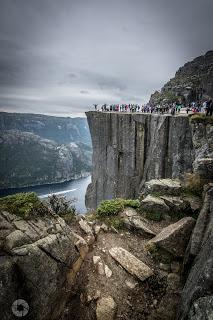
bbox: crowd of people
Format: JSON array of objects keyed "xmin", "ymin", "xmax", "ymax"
[{"xmin": 93, "ymin": 99, "xmax": 213, "ymax": 116}]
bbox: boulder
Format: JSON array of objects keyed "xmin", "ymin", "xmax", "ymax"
[
  {"xmin": 96, "ymin": 296, "xmax": 117, "ymax": 320},
  {"xmin": 160, "ymin": 196, "xmax": 191, "ymax": 215},
  {"xmin": 148, "ymin": 217, "xmax": 195, "ymax": 257},
  {"xmin": 142, "ymin": 179, "xmax": 182, "ymax": 196},
  {"xmin": 121, "ymin": 207, "xmax": 138, "ymax": 217},
  {"xmin": 79, "ymin": 219, "xmax": 93, "ymax": 235},
  {"xmin": 140, "ymin": 195, "xmax": 170, "ymax": 214},
  {"xmin": 109, "ymin": 247, "xmax": 153, "ymax": 281},
  {"xmin": 194, "ymin": 158, "xmax": 213, "ymax": 181},
  {"xmin": 123, "ymin": 216, "xmax": 156, "ymax": 236},
  {"xmin": 4, "ymin": 230, "xmax": 31, "ymax": 251},
  {"xmin": 188, "ymin": 296, "xmax": 213, "ymax": 320}
]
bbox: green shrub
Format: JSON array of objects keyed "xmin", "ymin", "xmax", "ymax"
[
  {"xmin": 97, "ymin": 198, "xmax": 140, "ymax": 217},
  {"xmin": 124, "ymin": 199, "xmax": 140, "ymax": 208},
  {"xmin": 0, "ymin": 192, "xmax": 49, "ymax": 219},
  {"xmin": 97, "ymin": 198, "xmax": 124, "ymax": 216},
  {"xmin": 47, "ymin": 194, "xmax": 76, "ymax": 216}
]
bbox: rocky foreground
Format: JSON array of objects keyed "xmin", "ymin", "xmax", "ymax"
[{"xmin": 0, "ymin": 179, "xmax": 212, "ymax": 320}]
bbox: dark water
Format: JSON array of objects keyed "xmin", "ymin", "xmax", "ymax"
[{"xmin": 0, "ymin": 176, "xmax": 91, "ymax": 213}]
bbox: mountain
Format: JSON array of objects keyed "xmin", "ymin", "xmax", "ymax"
[
  {"xmin": 0, "ymin": 112, "xmax": 92, "ymax": 189},
  {"xmin": 150, "ymin": 51, "xmax": 213, "ymax": 105},
  {"xmin": 0, "ymin": 112, "xmax": 91, "ymax": 145}
]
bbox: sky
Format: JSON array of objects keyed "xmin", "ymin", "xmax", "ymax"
[{"xmin": 0, "ymin": 0, "xmax": 213, "ymax": 117}]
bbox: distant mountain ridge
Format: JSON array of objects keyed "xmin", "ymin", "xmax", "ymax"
[
  {"xmin": 0, "ymin": 112, "xmax": 92, "ymax": 189},
  {"xmin": 0, "ymin": 112, "xmax": 91, "ymax": 145}
]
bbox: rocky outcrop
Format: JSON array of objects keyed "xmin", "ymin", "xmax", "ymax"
[
  {"xmin": 177, "ymin": 184, "xmax": 213, "ymax": 319},
  {"xmin": 150, "ymin": 51, "xmax": 213, "ymax": 105},
  {"xmin": 0, "ymin": 211, "xmax": 88, "ymax": 320},
  {"xmin": 140, "ymin": 195, "xmax": 170, "ymax": 214},
  {"xmin": 142, "ymin": 179, "xmax": 182, "ymax": 196},
  {"xmin": 123, "ymin": 215, "xmax": 156, "ymax": 236},
  {"xmin": 86, "ymin": 112, "xmax": 196, "ymax": 209}
]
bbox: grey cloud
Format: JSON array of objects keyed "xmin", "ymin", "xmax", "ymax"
[
  {"xmin": 0, "ymin": 0, "xmax": 212, "ymax": 116},
  {"xmin": 80, "ymin": 90, "xmax": 90, "ymax": 95}
]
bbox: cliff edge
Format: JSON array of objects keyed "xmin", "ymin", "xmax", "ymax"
[{"xmin": 86, "ymin": 112, "xmax": 195, "ymax": 209}]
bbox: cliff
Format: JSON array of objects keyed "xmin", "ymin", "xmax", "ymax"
[
  {"xmin": 86, "ymin": 112, "xmax": 212, "ymax": 209},
  {"xmin": 150, "ymin": 51, "xmax": 213, "ymax": 105}
]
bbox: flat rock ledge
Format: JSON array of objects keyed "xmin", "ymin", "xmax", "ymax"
[
  {"xmin": 142, "ymin": 179, "xmax": 182, "ymax": 196},
  {"xmin": 109, "ymin": 247, "xmax": 153, "ymax": 281}
]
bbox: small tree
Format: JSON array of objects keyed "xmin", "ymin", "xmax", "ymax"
[{"xmin": 47, "ymin": 194, "xmax": 76, "ymax": 216}]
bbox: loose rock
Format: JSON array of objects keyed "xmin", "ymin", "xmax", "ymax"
[
  {"xmin": 96, "ymin": 296, "xmax": 117, "ymax": 320},
  {"xmin": 109, "ymin": 247, "xmax": 153, "ymax": 281}
]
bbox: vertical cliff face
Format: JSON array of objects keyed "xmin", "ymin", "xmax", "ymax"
[{"xmin": 86, "ymin": 112, "xmax": 195, "ymax": 209}]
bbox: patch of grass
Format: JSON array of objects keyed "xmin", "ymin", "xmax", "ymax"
[
  {"xmin": 97, "ymin": 198, "xmax": 140, "ymax": 217},
  {"xmin": 190, "ymin": 113, "xmax": 213, "ymax": 125},
  {"xmin": 0, "ymin": 192, "xmax": 49, "ymax": 219},
  {"xmin": 151, "ymin": 192, "xmax": 166, "ymax": 198},
  {"xmin": 0, "ymin": 192, "xmax": 76, "ymax": 220},
  {"xmin": 124, "ymin": 199, "xmax": 140, "ymax": 209},
  {"xmin": 146, "ymin": 242, "xmax": 173, "ymax": 264},
  {"xmin": 104, "ymin": 216, "xmax": 124, "ymax": 230},
  {"xmin": 87, "ymin": 212, "xmax": 124, "ymax": 230}
]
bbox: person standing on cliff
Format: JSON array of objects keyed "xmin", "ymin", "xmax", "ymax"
[{"xmin": 206, "ymin": 99, "xmax": 213, "ymax": 116}]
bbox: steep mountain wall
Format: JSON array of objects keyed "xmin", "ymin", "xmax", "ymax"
[{"xmin": 85, "ymin": 112, "xmax": 195, "ymax": 209}]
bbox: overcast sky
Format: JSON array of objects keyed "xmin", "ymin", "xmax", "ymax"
[{"xmin": 0, "ymin": 0, "xmax": 212, "ymax": 117}]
